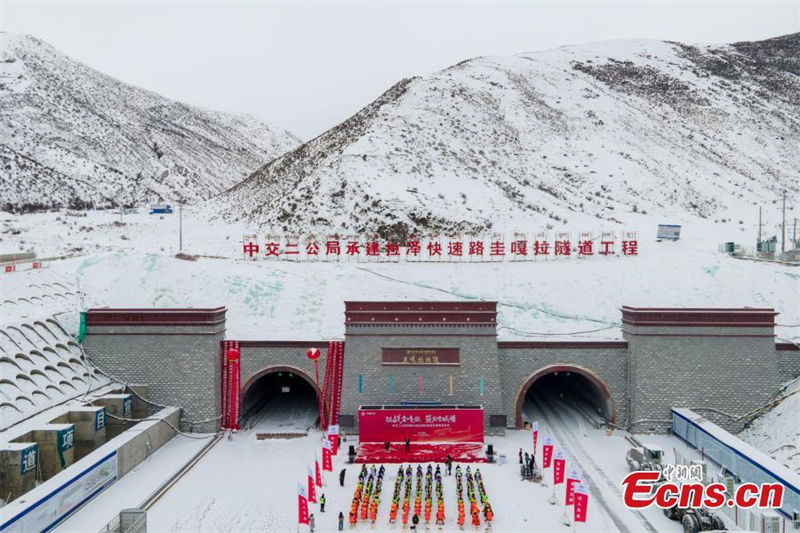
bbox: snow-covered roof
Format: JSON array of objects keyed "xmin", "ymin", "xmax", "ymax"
[{"xmin": 0, "ymin": 269, "xmax": 111, "ymax": 431}]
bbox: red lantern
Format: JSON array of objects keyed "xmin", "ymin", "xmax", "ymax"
[{"xmin": 306, "ymin": 348, "xmax": 321, "ymax": 360}]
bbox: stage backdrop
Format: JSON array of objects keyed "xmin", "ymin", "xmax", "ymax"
[{"xmin": 358, "ymin": 408, "xmax": 484, "ymax": 443}]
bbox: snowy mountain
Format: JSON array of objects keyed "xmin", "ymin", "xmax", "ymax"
[
  {"xmin": 0, "ymin": 33, "xmax": 300, "ymax": 212},
  {"xmin": 212, "ymin": 34, "xmax": 799, "ymax": 238}
]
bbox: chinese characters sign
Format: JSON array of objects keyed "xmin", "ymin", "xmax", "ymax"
[
  {"xmin": 358, "ymin": 408, "xmax": 484, "ymax": 443},
  {"xmin": 381, "ymin": 347, "xmax": 460, "ymax": 366},
  {"xmin": 241, "ymin": 231, "xmax": 639, "ymax": 262}
]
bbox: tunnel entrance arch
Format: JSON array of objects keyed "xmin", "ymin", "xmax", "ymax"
[
  {"xmin": 240, "ymin": 365, "xmax": 322, "ymax": 431},
  {"xmin": 514, "ymin": 364, "xmax": 617, "ymax": 428}
]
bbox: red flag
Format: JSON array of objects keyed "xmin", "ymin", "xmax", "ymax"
[
  {"xmin": 542, "ymin": 436, "xmax": 554, "ymax": 468},
  {"xmin": 322, "ymin": 438, "xmax": 333, "ymax": 471},
  {"xmin": 315, "ymin": 459, "xmax": 322, "ymax": 487},
  {"xmin": 298, "ymin": 483, "xmax": 309, "ymax": 525},
  {"xmin": 573, "ymin": 483, "xmax": 589, "ymax": 523},
  {"xmin": 531, "ymin": 421, "xmax": 538, "ymax": 453},
  {"xmin": 565, "ymin": 469, "xmax": 582, "ymax": 505},
  {"xmin": 308, "ymin": 466, "xmax": 317, "ymax": 503},
  {"xmin": 553, "ymin": 450, "xmax": 566, "ymax": 484},
  {"xmin": 328, "ymin": 424, "xmax": 339, "ymax": 455}
]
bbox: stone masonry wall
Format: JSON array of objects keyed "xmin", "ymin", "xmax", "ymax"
[
  {"xmin": 84, "ymin": 325, "xmax": 223, "ymax": 432},
  {"xmin": 624, "ymin": 324, "xmax": 780, "ymax": 433},
  {"xmin": 340, "ymin": 325, "xmax": 506, "ymax": 436}
]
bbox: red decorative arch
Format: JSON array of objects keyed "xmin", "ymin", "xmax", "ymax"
[
  {"xmin": 241, "ymin": 365, "xmax": 322, "ymax": 402},
  {"xmin": 514, "ymin": 364, "xmax": 617, "ymax": 428}
]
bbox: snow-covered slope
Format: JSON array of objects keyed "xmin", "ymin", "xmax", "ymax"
[
  {"xmin": 0, "ymin": 33, "xmax": 300, "ymax": 211},
  {"xmin": 211, "ymin": 34, "xmax": 799, "ymax": 237}
]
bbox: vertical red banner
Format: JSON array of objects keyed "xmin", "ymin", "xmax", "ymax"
[
  {"xmin": 328, "ymin": 425, "xmax": 339, "ymax": 455},
  {"xmin": 298, "ymin": 483, "xmax": 309, "ymax": 525},
  {"xmin": 322, "ymin": 438, "xmax": 333, "ymax": 471},
  {"xmin": 307, "ymin": 466, "xmax": 317, "ymax": 503},
  {"xmin": 315, "ymin": 460, "xmax": 322, "ymax": 487},
  {"xmin": 531, "ymin": 421, "xmax": 538, "ymax": 454},
  {"xmin": 565, "ymin": 469, "xmax": 582, "ymax": 505},
  {"xmin": 220, "ymin": 342, "xmax": 231, "ymax": 429},
  {"xmin": 542, "ymin": 437, "xmax": 554, "ymax": 468},
  {"xmin": 573, "ymin": 483, "xmax": 589, "ymax": 523},
  {"xmin": 553, "ymin": 451, "xmax": 565, "ymax": 484},
  {"xmin": 227, "ymin": 344, "xmax": 241, "ymax": 430}
]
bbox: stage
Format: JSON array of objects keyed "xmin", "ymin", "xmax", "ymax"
[{"xmin": 354, "ymin": 442, "xmax": 487, "ymax": 463}]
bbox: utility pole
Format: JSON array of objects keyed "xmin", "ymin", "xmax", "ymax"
[
  {"xmin": 781, "ymin": 191, "xmax": 786, "ymax": 254},
  {"xmin": 179, "ymin": 203, "xmax": 183, "ymax": 252}
]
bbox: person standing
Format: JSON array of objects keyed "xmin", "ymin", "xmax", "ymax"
[
  {"xmin": 320, "ymin": 493, "xmax": 326, "ymax": 512},
  {"xmin": 411, "ymin": 513, "xmax": 419, "ymax": 531},
  {"xmin": 309, "ymin": 513, "xmax": 315, "ymax": 532},
  {"xmin": 339, "ymin": 468, "xmax": 346, "ymax": 487},
  {"xmin": 338, "ymin": 511, "xmax": 344, "ymax": 531},
  {"xmin": 519, "ymin": 448, "xmax": 523, "ymax": 464}
]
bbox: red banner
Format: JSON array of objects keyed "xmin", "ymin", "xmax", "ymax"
[
  {"xmin": 565, "ymin": 470, "xmax": 582, "ymax": 505},
  {"xmin": 315, "ymin": 460, "xmax": 322, "ymax": 487},
  {"xmin": 573, "ymin": 483, "xmax": 589, "ymax": 523},
  {"xmin": 531, "ymin": 421, "xmax": 538, "ymax": 454},
  {"xmin": 542, "ymin": 437, "xmax": 554, "ymax": 468},
  {"xmin": 307, "ymin": 467, "xmax": 316, "ymax": 503},
  {"xmin": 553, "ymin": 451, "xmax": 565, "ymax": 484},
  {"xmin": 358, "ymin": 408, "xmax": 484, "ymax": 443},
  {"xmin": 328, "ymin": 425, "xmax": 339, "ymax": 455},
  {"xmin": 322, "ymin": 439, "xmax": 333, "ymax": 471},
  {"xmin": 298, "ymin": 484, "xmax": 309, "ymax": 525}
]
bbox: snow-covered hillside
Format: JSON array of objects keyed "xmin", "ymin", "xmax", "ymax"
[
  {"xmin": 0, "ymin": 33, "xmax": 300, "ymax": 211},
  {"xmin": 211, "ymin": 34, "xmax": 799, "ymax": 238}
]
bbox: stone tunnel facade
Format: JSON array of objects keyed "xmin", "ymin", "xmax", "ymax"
[{"xmin": 84, "ymin": 303, "xmax": 797, "ymax": 435}]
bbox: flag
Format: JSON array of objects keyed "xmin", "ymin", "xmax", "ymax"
[
  {"xmin": 565, "ymin": 469, "xmax": 582, "ymax": 505},
  {"xmin": 315, "ymin": 459, "xmax": 322, "ymax": 487},
  {"xmin": 298, "ymin": 483, "xmax": 309, "ymax": 525},
  {"xmin": 322, "ymin": 437, "xmax": 333, "ymax": 471},
  {"xmin": 553, "ymin": 450, "xmax": 566, "ymax": 484},
  {"xmin": 531, "ymin": 421, "xmax": 538, "ymax": 453},
  {"xmin": 308, "ymin": 466, "xmax": 317, "ymax": 503},
  {"xmin": 573, "ymin": 483, "xmax": 589, "ymax": 523},
  {"xmin": 542, "ymin": 436, "xmax": 554, "ymax": 469},
  {"xmin": 328, "ymin": 424, "xmax": 339, "ymax": 455}
]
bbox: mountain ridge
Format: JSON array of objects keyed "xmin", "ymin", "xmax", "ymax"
[{"xmin": 1, "ymin": 32, "xmax": 300, "ymax": 211}]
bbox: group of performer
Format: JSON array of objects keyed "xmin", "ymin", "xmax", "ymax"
[
  {"xmin": 345, "ymin": 462, "xmax": 494, "ymax": 529},
  {"xmin": 349, "ymin": 464, "xmax": 385, "ymax": 526},
  {"xmin": 456, "ymin": 465, "xmax": 494, "ymax": 530}
]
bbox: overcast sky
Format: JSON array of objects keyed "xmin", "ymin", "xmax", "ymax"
[{"xmin": 3, "ymin": 1, "xmax": 798, "ymax": 139}]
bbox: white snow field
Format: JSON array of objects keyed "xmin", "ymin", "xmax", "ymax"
[{"xmin": 1, "ymin": 208, "xmax": 796, "ymax": 532}]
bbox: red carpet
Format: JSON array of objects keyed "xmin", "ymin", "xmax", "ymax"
[{"xmin": 355, "ymin": 442, "xmax": 487, "ymax": 463}]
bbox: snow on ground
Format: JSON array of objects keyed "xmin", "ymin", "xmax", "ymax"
[
  {"xmin": 145, "ymin": 427, "xmax": 695, "ymax": 533},
  {"xmin": 739, "ymin": 375, "xmax": 800, "ymax": 475},
  {"xmin": 1, "ymin": 209, "xmax": 796, "ymax": 344},
  {"xmin": 56, "ymin": 433, "xmax": 214, "ymax": 532}
]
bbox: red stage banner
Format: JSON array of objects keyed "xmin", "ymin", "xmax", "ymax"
[
  {"xmin": 298, "ymin": 483, "xmax": 309, "ymax": 525},
  {"xmin": 307, "ymin": 466, "xmax": 316, "ymax": 503},
  {"xmin": 565, "ymin": 469, "xmax": 582, "ymax": 505},
  {"xmin": 358, "ymin": 408, "xmax": 484, "ymax": 443},
  {"xmin": 542, "ymin": 437, "xmax": 554, "ymax": 468},
  {"xmin": 553, "ymin": 450, "xmax": 565, "ymax": 484},
  {"xmin": 573, "ymin": 483, "xmax": 589, "ymax": 523}
]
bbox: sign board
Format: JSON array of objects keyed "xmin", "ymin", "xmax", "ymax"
[
  {"xmin": 0, "ymin": 451, "xmax": 117, "ymax": 533},
  {"xmin": 94, "ymin": 408, "xmax": 106, "ymax": 431},
  {"xmin": 358, "ymin": 407, "xmax": 484, "ymax": 443},
  {"xmin": 20, "ymin": 443, "xmax": 38, "ymax": 475},
  {"xmin": 381, "ymin": 347, "xmax": 460, "ymax": 366},
  {"xmin": 657, "ymin": 224, "xmax": 681, "ymax": 241},
  {"xmin": 122, "ymin": 396, "xmax": 133, "ymax": 417}
]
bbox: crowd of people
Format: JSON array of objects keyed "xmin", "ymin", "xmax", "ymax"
[
  {"xmin": 519, "ymin": 448, "xmax": 541, "ymax": 481},
  {"xmin": 341, "ymin": 462, "xmax": 494, "ymax": 530},
  {"xmin": 348, "ymin": 464, "xmax": 385, "ymax": 526}
]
